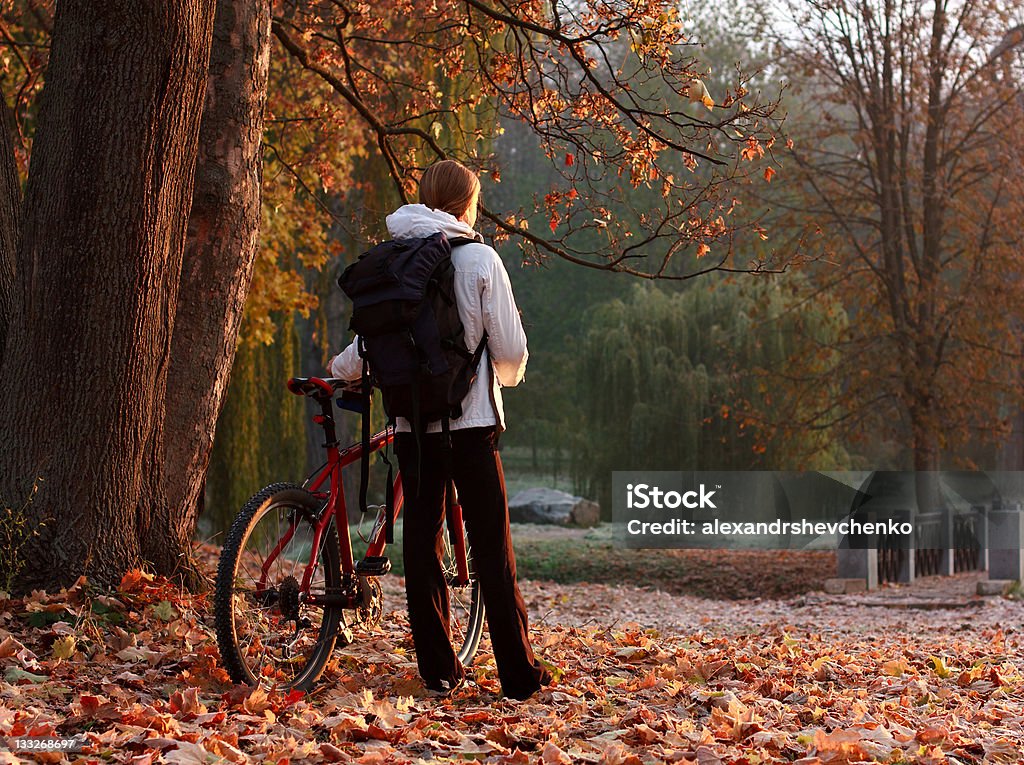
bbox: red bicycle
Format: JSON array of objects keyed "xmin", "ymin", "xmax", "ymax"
[{"xmin": 214, "ymin": 377, "xmax": 484, "ymax": 690}]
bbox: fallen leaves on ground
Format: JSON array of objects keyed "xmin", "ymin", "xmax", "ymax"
[{"xmin": 0, "ymin": 552, "xmax": 1021, "ymax": 764}]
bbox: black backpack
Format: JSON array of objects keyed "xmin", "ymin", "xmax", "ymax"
[{"xmin": 338, "ymin": 231, "xmax": 488, "ymax": 541}]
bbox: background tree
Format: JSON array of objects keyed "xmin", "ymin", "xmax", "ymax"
[
  {"xmin": 493, "ymin": 3, "xmax": 782, "ymax": 485},
  {"xmin": 205, "ymin": 313, "xmax": 307, "ymax": 534},
  {"xmin": 574, "ymin": 278, "xmax": 850, "ymax": 512},
  {"xmin": 156, "ymin": 0, "xmax": 272, "ymax": 584},
  {"xmin": 766, "ymin": 0, "xmax": 1024, "ymax": 481}
]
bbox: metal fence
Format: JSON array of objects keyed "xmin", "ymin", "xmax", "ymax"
[
  {"xmin": 876, "ymin": 507, "xmax": 983, "ymax": 584},
  {"xmin": 838, "ymin": 501, "xmax": 1022, "ymax": 587}
]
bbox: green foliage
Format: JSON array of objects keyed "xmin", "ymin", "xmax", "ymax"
[
  {"xmin": 205, "ymin": 313, "xmax": 308, "ymax": 537},
  {"xmin": 573, "ymin": 278, "xmax": 850, "ymax": 512},
  {"xmin": 499, "ymin": 256, "xmax": 630, "ymax": 485}
]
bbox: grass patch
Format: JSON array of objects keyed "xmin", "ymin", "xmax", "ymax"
[
  {"xmin": 501, "ymin": 449, "xmax": 576, "ymax": 498},
  {"xmin": 510, "ymin": 529, "xmax": 835, "ymax": 600},
  {"xmin": 350, "ymin": 519, "xmax": 834, "ymax": 600}
]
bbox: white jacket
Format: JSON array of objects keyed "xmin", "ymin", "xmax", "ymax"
[{"xmin": 330, "ymin": 204, "xmax": 528, "ymax": 432}]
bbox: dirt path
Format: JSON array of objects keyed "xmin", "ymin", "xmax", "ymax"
[
  {"xmin": 518, "ymin": 573, "xmax": 1021, "ymax": 635},
  {"xmin": 378, "ymin": 524, "xmax": 1024, "ymax": 638},
  {"xmin": 379, "ymin": 567, "xmax": 1023, "ymax": 645}
]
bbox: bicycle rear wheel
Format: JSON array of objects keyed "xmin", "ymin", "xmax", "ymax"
[
  {"xmin": 215, "ymin": 483, "xmax": 343, "ymax": 691},
  {"xmin": 441, "ymin": 517, "xmax": 485, "ymax": 665}
]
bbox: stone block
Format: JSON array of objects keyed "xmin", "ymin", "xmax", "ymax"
[
  {"xmin": 508, "ymin": 487, "xmax": 601, "ymax": 527},
  {"xmin": 976, "ymin": 579, "xmax": 1015, "ymax": 597},
  {"xmin": 824, "ymin": 578, "xmax": 868, "ymax": 594}
]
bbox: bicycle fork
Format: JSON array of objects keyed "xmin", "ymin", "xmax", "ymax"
[{"xmin": 445, "ymin": 479, "xmax": 471, "ymax": 587}]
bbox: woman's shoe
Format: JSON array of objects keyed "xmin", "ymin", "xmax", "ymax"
[{"xmin": 502, "ymin": 664, "xmax": 554, "ymax": 701}]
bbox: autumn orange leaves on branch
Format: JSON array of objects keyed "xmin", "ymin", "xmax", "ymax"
[{"xmin": 270, "ymin": 0, "xmax": 784, "ymax": 279}]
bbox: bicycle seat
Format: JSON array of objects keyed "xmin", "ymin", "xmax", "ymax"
[{"xmin": 286, "ymin": 377, "xmax": 355, "ymax": 397}]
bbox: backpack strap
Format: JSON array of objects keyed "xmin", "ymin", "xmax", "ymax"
[
  {"xmin": 441, "ymin": 414, "xmax": 455, "ymax": 486},
  {"xmin": 442, "ymin": 330, "xmax": 488, "ymax": 363},
  {"xmin": 470, "ymin": 332, "xmax": 488, "ymax": 366},
  {"xmin": 484, "ymin": 343, "xmax": 502, "ymax": 434},
  {"xmin": 409, "ymin": 371, "xmax": 425, "ymax": 523}
]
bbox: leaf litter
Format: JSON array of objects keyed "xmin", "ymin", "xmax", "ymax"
[{"xmin": 0, "ymin": 546, "xmax": 1020, "ymax": 764}]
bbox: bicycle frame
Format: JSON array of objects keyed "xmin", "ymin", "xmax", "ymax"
[{"xmin": 261, "ymin": 378, "xmax": 472, "ymax": 610}]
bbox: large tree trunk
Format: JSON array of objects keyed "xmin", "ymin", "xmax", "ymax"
[
  {"xmin": 0, "ymin": 0, "xmax": 215, "ymax": 591},
  {"xmin": 0, "ymin": 97, "xmax": 21, "ymax": 365},
  {"xmin": 142, "ymin": 0, "xmax": 272, "ymax": 585}
]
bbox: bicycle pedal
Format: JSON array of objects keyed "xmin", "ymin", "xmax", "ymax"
[
  {"xmin": 355, "ymin": 556, "xmax": 392, "ymax": 576},
  {"xmin": 336, "ymin": 626, "xmax": 354, "ymax": 647}
]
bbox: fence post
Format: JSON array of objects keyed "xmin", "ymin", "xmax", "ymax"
[
  {"xmin": 939, "ymin": 506, "xmax": 955, "ymax": 576},
  {"xmin": 836, "ymin": 507, "xmax": 878, "ymax": 590},
  {"xmin": 989, "ymin": 502, "xmax": 1024, "ymax": 582},
  {"xmin": 897, "ymin": 508, "xmax": 915, "ymax": 583},
  {"xmin": 836, "ymin": 547, "xmax": 879, "ymax": 590}
]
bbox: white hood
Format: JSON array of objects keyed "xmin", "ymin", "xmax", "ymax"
[
  {"xmin": 333, "ymin": 202, "xmax": 528, "ymax": 433},
  {"xmin": 385, "ymin": 203, "xmax": 483, "ymax": 242}
]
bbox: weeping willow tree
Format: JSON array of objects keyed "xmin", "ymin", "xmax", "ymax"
[
  {"xmin": 574, "ymin": 278, "xmax": 851, "ymax": 514},
  {"xmin": 204, "ymin": 312, "xmax": 308, "ymax": 538}
]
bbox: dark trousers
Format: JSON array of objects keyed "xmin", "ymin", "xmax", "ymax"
[{"xmin": 394, "ymin": 426, "xmax": 545, "ymax": 699}]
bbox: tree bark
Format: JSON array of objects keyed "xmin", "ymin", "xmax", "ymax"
[
  {"xmin": 0, "ymin": 0, "xmax": 215, "ymax": 591},
  {"xmin": 911, "ymin": 397, "xmax": 942, "ymax": 516},
  {"xmin": 143, "ymin": 0, "xmax": 271, "ymax": 585},
  {"xmin": 0, "ymin": 96, "xmax": 21, "ymax": 367}
]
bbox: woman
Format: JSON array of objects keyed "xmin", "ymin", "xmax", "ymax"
[{"xmin": 329, "ymin": 159, "xmax": 552, "ymax": 701}]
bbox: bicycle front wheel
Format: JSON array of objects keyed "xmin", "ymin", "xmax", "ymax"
[{"xmin": 215, "ymin": 483, "xmax": 343, "ymax": 691}]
